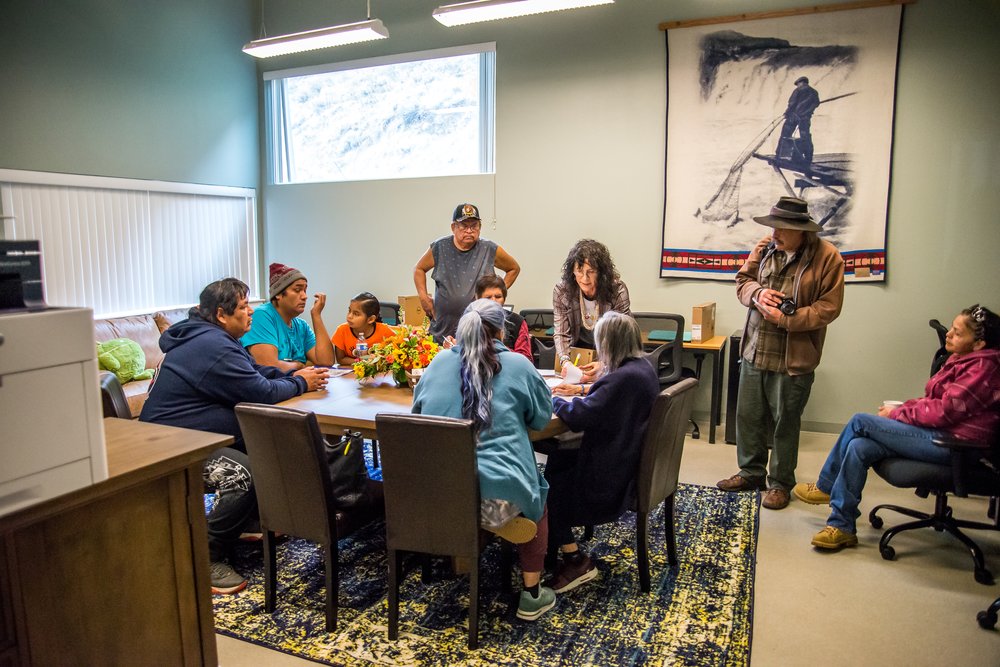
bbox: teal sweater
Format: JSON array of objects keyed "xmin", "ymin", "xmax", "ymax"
[{"xmin": 412, "ymin": 341, "xmax": 551, "ymax": 521}]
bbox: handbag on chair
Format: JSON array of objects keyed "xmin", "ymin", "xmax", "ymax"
[{"xmin": 324, "ymin": 428, "xmax": 370, "ymax": 509}]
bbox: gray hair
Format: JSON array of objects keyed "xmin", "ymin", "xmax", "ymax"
[
  {"xmin": 454, "ymin": 299, "xmax": 506, "ymax": 434},
  {"xmin": 593, "ymin": 311, "xmax": 643, "ymax": 376}
]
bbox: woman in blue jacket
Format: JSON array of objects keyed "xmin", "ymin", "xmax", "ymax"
[
  {"xmin": 412, "ymin": 299, "xmax": 556, "ymax": 621},
  {"xmin": 547, "ymin": 311, "xmax": 659, "ymax": 593}
]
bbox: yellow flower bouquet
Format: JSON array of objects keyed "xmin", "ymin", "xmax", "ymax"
[{"xmin": 352, "ymin": 325, "xmax": 440, "ymax": 387}]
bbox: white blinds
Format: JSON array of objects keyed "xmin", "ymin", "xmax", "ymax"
[{"xmin": 0, "ymin": 170, "xmax": 258, "ymax": 318}]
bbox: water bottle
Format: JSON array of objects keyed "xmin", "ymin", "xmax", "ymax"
[{"xmin": 355, "ymin": 330, "xmax": 368, "ymax": 359}]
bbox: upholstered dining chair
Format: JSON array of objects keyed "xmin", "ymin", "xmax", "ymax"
[
  {"xmin": 376, "ymin": 412, "xmax": 512, "ymax": 650},
  {"xmin": 577, "ymin": 377, "xmax": 699, "ymax": 592},
  {"xmin": 634, "ymin": 377, "xmax": 699, "ymax": 591},
  {"xmin": 234, "ymin": 403, "xmax": 383, "ymax": 631},
  {"xmin": 99, "ymin": 371, "xmax": 132, "ymax": 419}
]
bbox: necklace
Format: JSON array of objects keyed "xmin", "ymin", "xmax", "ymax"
[{"xmin": 579, "ymin": 291, "xmax": 599, "ymax": 331}]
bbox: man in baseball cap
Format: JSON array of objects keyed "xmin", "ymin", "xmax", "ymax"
[
  {"xmin": 241, "ymin": 262, "xmax": 334, "ymax": 371},
  {"xmin": 413, "ymin": 203, "xmax": 521, "ymax": 342},
  {"xmin": 717, "ymin": 196, "xmax": 844, "ymax": 510}
]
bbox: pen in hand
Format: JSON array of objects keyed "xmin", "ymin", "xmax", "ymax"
[{"xmin": 573, "ymin": 353, "xmax": 580, "ymax": 366}]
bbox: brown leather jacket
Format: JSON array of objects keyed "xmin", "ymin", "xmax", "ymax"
[{"xmin": 736, "ymin": 234, "xmax": 844, "ymax": 375}]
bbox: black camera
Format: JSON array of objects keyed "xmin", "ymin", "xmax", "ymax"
[{"xmin": 778, "ymin": 297, "xmax": 797, "ymax": 316}]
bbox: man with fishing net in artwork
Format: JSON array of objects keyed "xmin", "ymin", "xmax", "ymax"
[{"xmin": 777, "ymin": 76, "xmax": 820, "ymax": 169}]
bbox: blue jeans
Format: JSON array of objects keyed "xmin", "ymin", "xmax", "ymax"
[{"xmin": 818, "ymin": 413, "xmax": 948, "ymax": 532}]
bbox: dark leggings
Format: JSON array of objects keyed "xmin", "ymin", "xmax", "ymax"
[
  {"xmin": 544, "ymin": 449, "xmax": 584, "ymax": 548},
  {"xmin": 203, "ymin": 447, "xmax": 257, "ymax": 562}
]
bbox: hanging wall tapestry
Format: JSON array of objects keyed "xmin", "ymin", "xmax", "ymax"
[{"xmin": 660, "ymin": 1, "xmax": 904, "ymax": 281}]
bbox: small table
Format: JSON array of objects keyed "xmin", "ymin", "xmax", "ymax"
[
  {"xmin": 280, "ymin": 372, "xmax": 566, "ymax": 441},
  {"xmin": 682, "ymin": 335, "xmax": 728, "ymax": 444}
]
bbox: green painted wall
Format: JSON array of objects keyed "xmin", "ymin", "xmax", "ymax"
[
  {"xmin": 2, "ymin": 0, "xmax": 997, "ymax": 430},
  {"xmin": 259, "ymin": 0, "xmax": 1000, "ymax": 431},
  {"xmin": 0, "ymin": 0, "xmax": 259, "ymax": 187}
]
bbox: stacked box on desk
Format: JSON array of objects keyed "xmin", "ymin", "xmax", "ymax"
[
  {"xmin": 397, "ymin": 295, "xmax": 426, "ymax": 326},
  {"xmin": 692, "ymin": 302, "xmax": 716, "ymax": 342}
]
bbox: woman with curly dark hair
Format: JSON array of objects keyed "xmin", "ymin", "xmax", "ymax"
[{"xmin": 551, "ymin": 239, "xmax": 630, "ymax": 379}]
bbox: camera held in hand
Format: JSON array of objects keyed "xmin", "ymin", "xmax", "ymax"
[{"xmin": 777, "ymin": 297, "xmax": 797, "ymax": 316}]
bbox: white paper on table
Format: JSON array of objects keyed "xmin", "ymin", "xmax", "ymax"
[{"xmin": 560, "ymin": 362, "xmax": 584, "ymax": 385}]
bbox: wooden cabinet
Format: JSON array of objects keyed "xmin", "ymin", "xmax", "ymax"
[
  {"xmin": 0, "ymin": 419, "xmax": 230, "ymax": 666},
  {"xmin": 0, "ymin": 307, "xmax": 106, "ymax": 518}
]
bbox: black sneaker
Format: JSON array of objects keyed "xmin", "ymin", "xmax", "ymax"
[
  {"xmin": 544, "ymin": 553, "xmax": 598, "ymax": 594},
  {"xmin": 210, "ymin": 561, "xmax": 247, "ymax": 595}
]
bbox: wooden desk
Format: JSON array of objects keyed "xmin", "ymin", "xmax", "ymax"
[
  {"xmin": 280, "ymin": 372, "xmax": 566, "ymax": 441},
  {"xmin": 0, "ymin": 418, "xmax": 230, "ymax": 666}
]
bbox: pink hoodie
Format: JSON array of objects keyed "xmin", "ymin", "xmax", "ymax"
[{"xmin": 891, "ymin": 348, "xmax": 1000, "ymax": 442}]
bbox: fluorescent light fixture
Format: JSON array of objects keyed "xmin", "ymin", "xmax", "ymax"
[
  {"xmin": 432, "ymin": 0, "xmax": 613, "ymax": 27},
  {"xmin": 242, "ymin": 19, "xmax": 389, "ymax": 58}
]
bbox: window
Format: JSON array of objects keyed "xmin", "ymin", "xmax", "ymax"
[{"xmin": 265, "ymin": 44, "xmax": 495, "ymax": 184}]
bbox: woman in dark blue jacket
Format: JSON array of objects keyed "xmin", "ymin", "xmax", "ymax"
[{"xmin": 546, "ymin": 311, "xmax": 659, "ymax": 593}]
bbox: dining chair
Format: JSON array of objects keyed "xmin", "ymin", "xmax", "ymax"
[
  {"xmin": 577, "ymin": 377, "xmax": 698, "ymax": 592},
  {"xmin": 234, "ymin": 403, "xmax": 383, "ymax": 632},
  {"xmin": 376, "ymin": 412, "xmax": 509, "ymax": 650},
  {"xmin": 99, "ymin": 371, "xmax": 132, "ymax": 419},
  {"xmin": 634, "ymin": 377, "xmax": 698, "ymax": 591}
]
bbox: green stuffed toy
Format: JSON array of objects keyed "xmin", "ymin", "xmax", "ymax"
[{"xmin": 97, "ymin": 338, "xmax": 155, "ymax": 384}]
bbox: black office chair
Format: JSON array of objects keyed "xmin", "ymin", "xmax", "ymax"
[
  {"xmin": 869, "ymin": 319, "xmax": 1000, "ymax": 584},
  {"xmin": 519, "ymin": 308, "xmax": 554, "ymax": 337},
  {"xmin": 530, "ymin": 336, "xmax": 556, "ymax": 370},
  {"xmin": 633, "ymin": 312, "xmax": 700, "ymax": 439},
  {"xmin": 376, "ymin": 413, "xmax": 513, "ymax": 650},
  {"xmin": 379, "ymin": 301, "xmax": 402, "ymax": 326},
  {"xmin": 99, "ymin": 371, "xmax": 132, "ymax": 419},
  {"xmin": 234, "ymin": 403, "xmax": 383, "ymax": 631}
]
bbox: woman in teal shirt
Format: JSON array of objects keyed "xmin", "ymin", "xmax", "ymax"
[{"xmin": 412, "ymin": 299, "xmax": 556, "ymax": 621}]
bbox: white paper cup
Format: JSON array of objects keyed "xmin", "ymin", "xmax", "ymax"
[{"xmin": 882, "ymin": 400, "xmax": 903, "ymax": 410}]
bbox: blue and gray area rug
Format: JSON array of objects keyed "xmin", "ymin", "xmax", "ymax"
[{"xmin": 213, "ymin": 483, "xmax": 758, "ymax": 666}]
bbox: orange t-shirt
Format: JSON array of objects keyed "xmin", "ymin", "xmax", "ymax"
[{"xmin": 332, "ymin": 322, "xmax": 396, "ymax": 358}]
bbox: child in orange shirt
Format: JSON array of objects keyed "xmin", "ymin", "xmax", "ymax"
[{"xmin": 331, "ymin": 292, "xmax": 396, "ymax": 365}]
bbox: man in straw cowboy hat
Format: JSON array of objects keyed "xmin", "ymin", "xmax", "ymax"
[{"xmin": 717, "ymin": 196, "xmax": 844, "ymax": 510}]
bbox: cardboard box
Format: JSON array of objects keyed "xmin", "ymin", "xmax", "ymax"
[
  {"xmin": 397, "ymin": 295, "xmax": 427, "ymax": 327},
  {"xmin": 692, "ymin": 301, "xmax": 716, "ymax": 342}
]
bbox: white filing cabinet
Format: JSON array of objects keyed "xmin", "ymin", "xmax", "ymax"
[{"xmin": 0, "ymin": 307, "xmax": 106, "ymax": 517}]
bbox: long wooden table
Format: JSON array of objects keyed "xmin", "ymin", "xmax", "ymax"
[
  {"xmin": 0, "ymin": 418, "xmax": 229, "ymax": 666},
  {"xmin": 280, "ymin": 371, "xmax": 567, "ymax": 441}
]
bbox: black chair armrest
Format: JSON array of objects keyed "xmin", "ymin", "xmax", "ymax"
[
  {"xmin": 932, "ymin": 435, "xmax": 991, "ymax": 451},
  {"xmin": 934, "ymin": 435, "xmax": 995, "ymax": 497}
]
